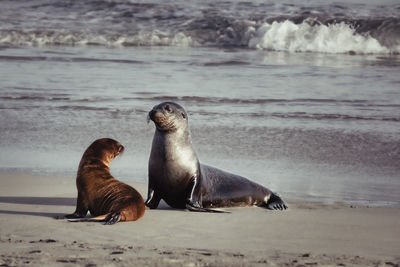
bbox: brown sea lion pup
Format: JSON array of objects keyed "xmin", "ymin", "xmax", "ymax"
[{"xmin": 65, "ymin": 138, "xmax": 145, "ymax": 224}]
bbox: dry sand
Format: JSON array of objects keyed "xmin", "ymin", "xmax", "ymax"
[{"xmin": 0, "ymin": 172, "xmax": 399, "ymax": 266}]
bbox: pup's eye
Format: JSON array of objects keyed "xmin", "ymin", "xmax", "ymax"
[
  {"xmin": 181, "ymin": 112, "xmax": 186, "ymax": 119},
  {"xmin": 165, "ymin": 104, "xmax": 172, "ymax": 112}
]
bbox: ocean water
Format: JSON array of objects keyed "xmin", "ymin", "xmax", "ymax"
[{"xmin": 0, "ymin": 0, "xmax": 399, "ymax": 207}]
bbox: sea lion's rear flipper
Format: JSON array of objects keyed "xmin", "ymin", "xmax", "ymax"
[
  {"xmin": 264, "ymin": 193, "xmax": 288, "ymax": 210},
  {"xmin": 104, "ymin": 212, "xmax": 121, "ymax": 225}
]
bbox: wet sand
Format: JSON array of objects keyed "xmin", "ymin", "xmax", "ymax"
[{"xmin": 0, "ymin": 172, "xmax": 399, "ymax": 266}]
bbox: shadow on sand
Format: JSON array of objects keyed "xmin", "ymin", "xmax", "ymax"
[
  {"xmin": 0, "ymin": 197, "xmax": 183, "ymax": 219},
  {"xmin": 0, "ymin": 196, "xmax": 76, "ymax": 218},
  {"xmin": 0, "ymin": 196, "xmax": 75, "ymax": 206},
  {"xmin": 0, "ymin": 209, "xmax": 66, "ymax": 218}
]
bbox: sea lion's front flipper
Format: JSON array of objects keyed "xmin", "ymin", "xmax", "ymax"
[
  {"xmin": 62, "ymin": 211, "xmax": 86, "ymax": 219},
  {"xmin": 185, "ymin": 177, "xmax": 229, "ymax": 213},
  {"xmin": 62, "ymin": 192, "xmax": 89, "ymax": 219},
  {"xmin": 66, "ymin": 213, "xmax": 116, "ymax": 223},
  {"xmin": 185, "ymin": 202, "xmax": 229, "ymax": 213},
  {"xmin": 145, "ymin": 186, "xmax": 161, "ymax": 209},
  {"xmin": 67, "ymin": 218, "xmax": 90, "ymax": 222}
]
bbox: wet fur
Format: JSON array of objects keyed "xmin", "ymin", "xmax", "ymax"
[
  {"xmin": 65, "ymin": 138, "xmax": 145, "ymax": 223},
  {"xmin": 146, "ymin": 102, "xmax": 287, "ymax": 212}
]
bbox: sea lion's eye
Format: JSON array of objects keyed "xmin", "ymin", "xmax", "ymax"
[
  {"xmin": 181, "ymin": 112, "xmax": 186, "ymax": 119},
  {"xmin": 165, "ymin": 104, "xmax": 172, "ymax": 113}
]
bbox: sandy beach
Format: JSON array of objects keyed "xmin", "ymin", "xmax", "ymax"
[
  {"xmin": 1, "ymin": 0, "xmax": 400, "ymax": 266},
  {"xmin": 0, "ymin": 172, "xmax": 399, "ymax": 266}
]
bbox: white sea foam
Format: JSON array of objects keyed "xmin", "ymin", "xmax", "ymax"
[
  {"xmin": 0, "ymin": 20, "xmax": 398, "ymax": 55},
  {"xmin": 248, "ymin": 20, "xmax": 391, "ymax": 54},
  {"xmin": 0, "ymin": 29, "xmax": 194, "ymax": 48}
]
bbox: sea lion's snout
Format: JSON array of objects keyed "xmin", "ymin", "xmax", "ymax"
[
  {"xmin": 116, "ymin": 144, "xmax": 124, "ymax": 156},
  {"xmin": 148, "ymin": 108, "xmax": 166, "ymax": 125},
  {"xmin": 148, "ymin": 109, "xmax": 157, "ymax": 121}
]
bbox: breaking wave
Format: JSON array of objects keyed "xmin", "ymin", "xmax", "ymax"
[
  {"xmin": 248, "ymin": 20, "xmax": 392, "ymax": 54},
  {"xmin": 1, "ymin": 19, "xmax": 399, "ymax": 55},
  {"xmin": 1, "ymin": 0, "xmax": 399, "ymax": 54}
]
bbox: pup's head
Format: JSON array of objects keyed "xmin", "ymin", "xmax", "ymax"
[{"xmin": 82, "ymin": 138, "xmax": 124, "ymax": 166}]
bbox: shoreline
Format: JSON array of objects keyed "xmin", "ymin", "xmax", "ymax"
[
  {"xmin": 0, "ymin": 172, "xmax": 399, "ymax": 266},
  {"xmin": 1, "ymin": 168, "xmax": 398, "ymax": 209}
]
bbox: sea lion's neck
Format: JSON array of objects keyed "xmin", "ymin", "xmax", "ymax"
[
  {"xmin": 78, "ymin": 158, "xmax": 110, "ymax": 174},
  {"xmin": 155, "ymin": 126, "xmax": 192, "ymax": 145},
  {"xmin": 153, "ymin": 128, "xmax": 196, "ymax": 160},
  {"xmin": 151, "ymin": 128, "xmax": 198, "ymax": 178}
]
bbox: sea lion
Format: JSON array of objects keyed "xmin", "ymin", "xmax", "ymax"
[
  {"xmin": 146, "ymin": 102, "xmax": 287, "ymax": 212},
  {"xmin": 65, "ymin": 138, "xmax": 145, "ymax": 224}
]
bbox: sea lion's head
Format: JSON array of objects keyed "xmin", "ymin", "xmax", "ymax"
[
  {"xmin": 148, "ymin": 102, "xmax": 188, "ymax": 132},
  {"xmin": 82, "ymin": 138, "xmax": 124, "ymax": 166}
]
